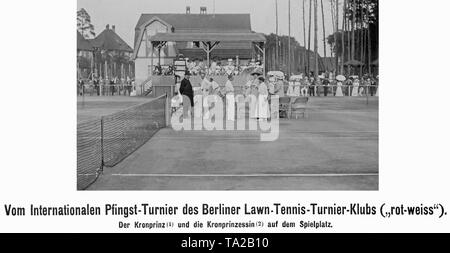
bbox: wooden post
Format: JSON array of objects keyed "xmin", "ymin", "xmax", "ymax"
[
  {"xmin": 263, "ymin": 42, "xmax": 266, "ymax": 76},
  {"xmin": 158, "ymin": 44, "xmax": 161, "ymax": 67},
  {"xmin": 104, "ymin": 60, "xmax": 108, "ymax": 79},
  {"xmin": 90, "ymin": 51, "xmax": 94, "ymax": 79},
  {"xmin": 165, "ymin": 93, "xmax": 171, "ymax": 126},
  {"xmin": 206, "ymin": 43, "xmax": 210, "ymax": 72}
]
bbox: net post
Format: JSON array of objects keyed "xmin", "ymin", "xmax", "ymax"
[
  {"xmin": 366, "ymin": 85, "xmax": 369, "ymax": 105},
  {"xmin": 100, "ymin": 117, "xmax": 104, "ymax": 174},
  {"xmin": 165, "ymin": 92, "xmax": 170, "ymax": 127}
]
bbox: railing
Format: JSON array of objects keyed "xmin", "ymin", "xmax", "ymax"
[
  {"xmin": 139, "ymin": 76, "xmax": 153, "ymax": 96},
  {"xmin": 78, "ymin": 84, "xmax": 135, "ymax": 96},
  {"xmin": 279, "ymin": 84, "xmax": 379, "ymax": 97},
  {"xmin": 190, "ymin": 84, "xmax": 378, "ymax": 97}
]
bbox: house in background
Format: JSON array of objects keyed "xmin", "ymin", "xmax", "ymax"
[
  {"xmin": 77, "ymin": 31, "xmax": 94, "ymax": 79},
  {"xmin": 90, "ymin": 24, "xmax": 134, "ymax": 80},
  {"xmin": 133, "ymin": 7, "xmax": 262, "ymax": 85}
]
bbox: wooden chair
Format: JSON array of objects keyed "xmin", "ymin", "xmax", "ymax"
[
  {"xmin": 290, "ymin": 97, "xmax": 309, "ymax": 119},
  {"xmin": 279, "ymin": 96, "xmax": 291, "ymax": 119}
]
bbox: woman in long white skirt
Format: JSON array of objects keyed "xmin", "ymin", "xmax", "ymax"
[
  {"xmin": 375, "ymin": 76, "xmax": 379, "ymax": 97},
  {"xmin": 293, "ymin": 80, "xmax": 301, "ymax": 97},
  {"xmin": 335, "ymin": 81, "xmax": 344, "ymax": 96},
  {"xmin": 286, "ymin": 80, "xmax": 295, "ymax": 96},
  {"xmin": 352, "ymin": 78, "xmax": 360, "ymax": 96},
  {"xmin": 249, "ymin": 82, "xmax": 259, "ymax": 119},
  {"xmin": 200, "ymin": 73, "xmax": 212, "ymax": 119},
  {"xmin": 224, "ymin": 75, "xmax": 235, "ymax": 121}
]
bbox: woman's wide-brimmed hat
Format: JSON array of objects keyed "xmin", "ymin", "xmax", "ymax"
[{"xmin": 251, "ymin": 69, "xmax": 263, "ymax": 76}]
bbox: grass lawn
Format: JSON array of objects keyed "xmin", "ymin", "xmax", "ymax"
[{"xmin": 85, "ymin": 96, "xmax": 379, "ymax": 191}]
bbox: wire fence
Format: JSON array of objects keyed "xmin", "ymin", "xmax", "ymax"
[{"xmin": 76, "ymin": 94, "xmax": 167, "ymax": 190}]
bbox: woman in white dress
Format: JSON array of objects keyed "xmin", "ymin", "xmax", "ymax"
[
  {"xmin": 257, "ymin": 77, "xmax": 269, "ymax": 120},
  {"xmin": 300, "ymin": 77, "xmax": 308, "ymax": 97},
  {"xmin": 375, "ymin": 76, "xmax": 379, "ymax": 97},
  {"xmin": 249, "ymin": 80, "xmax": 259, "ymax": 119},
  {"xmin": 286, "ymin": 80, "xmax": 295, "ymax": 96},
  {"xmin": 352, "ymin": 78, "xmax": 360, "ymax": 96},
  {"xmin": 224, "ymin": 75, "xmax": 235, "ymax": 121},
  {"xmin": 335, "ymin": 81, "xmax": 344, "ymax": 96},
  {"xmin": 200, "ymin": 72, "xmax": 212, "ymax": 119},
  {"xmin": 293, "ymin": 80, "xmax": 301, "ymax": 97},
  {"xmin": 244, "ymin": 73, "xmax": 258, "ymax": 100},
  {"xmin": 359, "ymin": 78, "xmax": 367, "ymax": 96}
]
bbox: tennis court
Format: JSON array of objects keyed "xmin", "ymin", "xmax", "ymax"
[{"xmin": 84, "ymin": 96, "xmax": 378, "ymax": 191}]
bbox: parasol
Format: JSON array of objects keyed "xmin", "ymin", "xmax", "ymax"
[
  {"xmin": 267, "ymin": 71, "xmax": 285, "ymax": 79},
  {"xmin": 336, "ymin": 75, "xmax": 346, "ymax": 81},
  {"xmin": 289, "ymin": 75, "xmax": 303, "ymax": 81}
]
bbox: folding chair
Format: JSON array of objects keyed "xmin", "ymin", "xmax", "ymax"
[
  {"xmin": 290, "ymin": 97, "xmax": 309, "ymax": 119},
  {"xmin": 279, "ymin": 96, "xmax": 291, "ymax": 119}
]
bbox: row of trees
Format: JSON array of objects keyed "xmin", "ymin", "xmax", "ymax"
[
  {"xmin": 264, "ymin": 33, "xmax": 325, "ymax": 75},
  {"xmin": 268, "ymin": 0, "xmax": 331, "ymax": 78},
  {"xmin": 327, "ymin": 0, "xmax": 379, "ymax": 75},
  {"xmin": 268, "ymin": 0, "xmax": 378, "ymax": 77}
]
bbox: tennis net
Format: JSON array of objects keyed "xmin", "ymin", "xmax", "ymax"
[{"xmin": 77, "ymin": 94, "xmax": 167, "ymax": 190}]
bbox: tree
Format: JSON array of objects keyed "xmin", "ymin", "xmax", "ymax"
[
  {"xmin": 302, "ymin": 0, "xmax": 307, "ymax": 73},
  {"xmin": 77, "ymin": 8, "xmax": 95, "ymax": 39},
  {"xmin": 314, "ymin": 0, "xmax": 318, "ymax": 77},
  {"xmin": 334, "ymin": 0, "xmax": 339, "ymax": 74},
  {"xmin": 275, "ymin": 0, "xmax": 279, "ymax": 69},
  {"xmin": 288, "ymin": 0, "xmax": 291, "ymax": 76},
  {"xmin": 320, "ymin": 0, "xmax": 327, "ymax": 72},
  {"xmin": 308, "ymin": 0, "xmax": 312, "ymax": 74},
  {"xmin": 327, "ymin": 0, "xmax": 378, "ymax": 75}
]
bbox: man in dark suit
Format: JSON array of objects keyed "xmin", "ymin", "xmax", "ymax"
[{"xmin": 179, "ymin": 70, "xmax": 194, "ymax": 118}]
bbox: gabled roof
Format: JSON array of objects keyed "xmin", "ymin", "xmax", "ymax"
[
  {"xmin": 77, "ymin": 31, "xmax": 93, "ymax": 51},
  {"xmin": 91, "ymin": 27, "xmax": 133, "ymax": 52},
  {"xmin": 135, "ymin": 14, "xmax": 251, "ymax": 31},
  {"xmin": 134, "ymin": 14, "xmax": 252, "ymax": 48}
]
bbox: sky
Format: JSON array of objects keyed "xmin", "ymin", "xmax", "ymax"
[{"xmin": 78, "ymin": 0, "xmax": 344, "ymax": 57}]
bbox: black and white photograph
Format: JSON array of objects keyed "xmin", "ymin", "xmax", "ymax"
[
  {"xmin": 77, "ymin": 0, "xmax": 379, "ymax": 191},
  {"xmin": 1, "ymin": 0, "xmax": 450, "ymax": 238}
]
